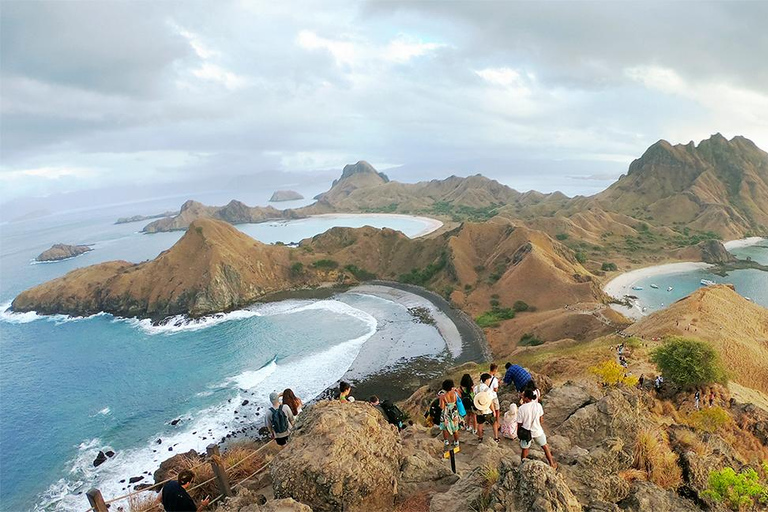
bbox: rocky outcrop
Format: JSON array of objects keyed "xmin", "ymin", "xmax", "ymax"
[
  {"xmin": 270, "ymin": 401, "xmax": 402, "ymax": 512},
  {"xmin": 153, "ymin": 449, "xmax": 202, "ymax": 485},
  {"xmin": 36, "ymin": 243, "xmax": 92, "ymax": 262},
  {"xmin": 269, "ymin": 190, "xmax": 304, "ymax": 202},
  {"xmin": 115, "ymin": 211, "xmax": 175, "ymax": 224},
  {"xmin": 697, "ymin": 240, "xmax": 737, "ymax": 264},
  {"xmin": 618, "ymin": 481, "xmax": 699, "ymax": 512},
  {"xmin": 143, "ymin": 200, "xmax": 303, "ymax": 233},
  {"xmin": 493, "ymin": 459, "xmax": 582, "ymax": 512}
]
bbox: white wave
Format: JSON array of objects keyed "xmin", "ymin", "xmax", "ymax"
[
  {"xmin": 118, "ymin": 309, "xmax": 261, "ymax": 335},
  {"xmin": 226, "ymin": 358, "xmax": 278, "ymax": 389},
  {"xmin": 0, "ymin": 300, "xmax": 107, "ymax": 325},
  {"xmin": 98, "ymin": 407, "xmax": 111, "ymax": 416}
]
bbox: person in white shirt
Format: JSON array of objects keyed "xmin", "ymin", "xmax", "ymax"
[
  {"xmin": 489, "ymin": 363, "xmax": 501, "ymax": 421},
  {"xmin": 473, "ymin": 373, "xmax": 499, "ymax": 442},
  {"xmin": 517, "ymin": 389, "xmax": 557, "ymax": 469}
]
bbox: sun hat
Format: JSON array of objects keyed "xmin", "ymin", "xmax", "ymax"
[{"xmin": 474, "ymin": 391, "xmax": 493, "ymax": 413}]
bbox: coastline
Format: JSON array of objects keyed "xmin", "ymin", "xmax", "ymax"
[
  {"xmin": 309, "ymin": 213, "xmax": 444, "ymax": 238},
  {"xmin": 723, "ymin": 236, "xmax": 766, "ymax": 250}
]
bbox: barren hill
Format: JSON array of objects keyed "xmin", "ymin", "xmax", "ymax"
[
  {"xmin": 142, "ymin": 199, "xmax": 302, "ymax": 233},
  {"xmin": 625, "ymin": 285, "xmax": 768, "ymax": 394}
]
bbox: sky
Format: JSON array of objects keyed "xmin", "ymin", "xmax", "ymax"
[{"xmin": 2, "ymin": 0, "xmax": 767, "ymax": 206}]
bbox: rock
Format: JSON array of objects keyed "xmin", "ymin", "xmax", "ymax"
[
  {"xmin": 697, "ymin": 240, "xmax": 737, "ymax": 265},
  {"xmin": 105, "ymin": 450, "xmax": 115, "ymax": 458},
  {"xmin": 540, "ymin": 382, "xmax": 597, "ymax": 430},
  {"xmin": 128, "ymin": 476, "xmax": 144, "ymax": 484},
  {"xmin": 134, "ymin": 483, "xmax": 154, "ymax": 491},
  {"xmin": 554, "ymin": 389, "xmax": 640, "ymax": 450},
  {"xmin": 153, "ymin": 450, "xmax": 201, "ymax": 485},
  {"xmin": 618, "ymin": 481, "xmax": 699, "ymax": 511},
  {"xmin": 93, "ymin": 451, "xmax": 108, "ymax": 467},
  {"xmin": 269, "ymin": 190, "xmax": 304, "ymax": 202},
  {"xmin": 242, "ymin": 400, "xmax": 249, "ymax": 406},
  {"xmin": 170, "ymin": 418, "xmax": 181, "ymax": 426},
  {"xmin": 36, "ymin": 243, "xmax": 92, "ymax": 262},
  {"xmin": 429, "ymin": 466, "xmax": 488, "ymax": 512},
  {"xmin": 156, "ymin": 438, "xmax": 162, "ymax": 444},
  {"xmin": 270, "ymin": 401, "xmax": 402, "ymax": 512},
  {"xmin": 497, "ymin": 459, "xmax": 581, "ymax": 512}
]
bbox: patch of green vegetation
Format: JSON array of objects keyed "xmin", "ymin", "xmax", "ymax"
[
  {"xmin": 601, "ymin": 262, "xmax": 618, "ymax": 271},
  {"xmin": 195, "ymin": 226, "xmax": 203, "ymax": 235},
  {"xmin": 290, "ymin": 262, "xmax": 304, "ymax": 276},
  {"xmin": 398, "ymin": 252, "xmax": 448, "ymax": 286},
  {"xmin": 312, "ymin": 259, "xmax": 339, "ymax": 269},
  {"xmin": 519, "ymin": 332, "xmax": 543, "ymax": 346},
  {"xmin": 512, "ymin": 300, "xmax": 529, "ymax": 312},
  {"xmin": 425, "ymin": 201, "xmax": 502, "ymax": 222},
  {"xmin": 362, "ymin": 203, "xmax": 399, "ymax": 214},
  {"xmin": 476, "ymin": 307, "xmax": 515, "ymax": 328},
  {"xmin": 344, "ymin": 264, "xmax": 376, "ymax": 281},
  {"xmin": 651, "ymin": 337, "xmax": 728, "ymax": 389},
  {"xmin": 702, "ymin": 467, "xmax": 768, "ymax": 510},
  {"xmin": 555, "ymin": 233, "xmax": 569, "ymax": 240},
  {"xmin": 575, "ymin": 251, "xmax": 587, "ymax": 264}
]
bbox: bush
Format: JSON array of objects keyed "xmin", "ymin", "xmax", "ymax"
[
  {"xmin": 687, "ymin": 406, "xmax": 731, "ymax": 433},
  {"xmin": 398, "ymin": 253, "xmax": 448, "ymax": 286},
  {"xmin": 575, "ymin": 251, "xmax": 587, "ymax": 264},
  {"xmin": 589, "ymin": 360, "xmax": 639, "ymax": 387},
  {"xmin": 650, "ymin": 337, "xmax": 728, "ymax": 389},
  {"xmin": 519, "ymin": 333, "xmax": 543, "ymax": 346},
  {"xmin": 633, "ymin": 428, "xmax": 682, "ymax": 489},
  {"xmin": 555, "ymin": 233, "xmax": 569, "ymax": 240},
  {"xmin": 344, "ymin": 264, "xmax": 376, "ymax": 281},
  {"xmin": 601, "ymin": 262, "xmax": 618, "ymax": 271},
  {"xmin": 476, "ymin": 308, "xmax": 515, "ymax": 328},
  {"xmin": 702, "ymin": 467, "xmax": 768, "ymax": 510},
  {"xmin": 290, "ymin": 262, "xmax": 304, "ymax": 276},
  {"xmin": 512, "ymin": 300, "xmax": 529, "ymax": 312},
  {"xmin": 312, "ymin": 259, "xmax": 339, "ymax": 269}
]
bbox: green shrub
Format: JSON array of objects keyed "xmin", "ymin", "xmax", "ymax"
[
  {"xmin": 702, "ymin": 467, "xmax": 768, "ymax": 510},
  {"xmin": 575, "ymin": 251, "xmax": 587, "ymax": 264},
  {"xmin": 398, "ymin": 253, "xmax": 448, "ymax": 286},
  {"xmin": 519, "ymin": 333, "xmax": 543, "ymax": 346},
  {"xmin": 489, "ymin": 299, "xmax": 500, "ymax": 307},
  {"xmin": 601, "ymin": 262, "xmax": 618, "ymax": 271},
  {"xmin": 651, "ymin": 337, "xmax": 728, "ymax": 389},
  {"xmin": 687, "ymin": 407, "xmax": 731, "ymax": 433},
  {"xmin": 312, "ymin": 259, "xmax": 339, "ymax": 269},
  {"xmin": 476, "ymin": 308, "xmax": 515, "ymax": 328},
  {"xmin": 555, "ymin": 233, "xmax": 569, "ymax": 240},
  {"xmin": 512, "ymin": 300, "xmax": 529, "ymax": 312},
  {"xmin": 290, "ymin": 262, "xmax": 304, "ymax": 276},
  {"xmin": 344, "ymin": 264, "xmax": 376, "ymax": 281}
]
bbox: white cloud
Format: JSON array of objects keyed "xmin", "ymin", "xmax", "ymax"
[
  {"xmin": 383, "ymin": 35, "xmax": 445, "ymax": 63},
  {"xmin": 297, "ymin": 30, "xmax": 358, "ymax": 66},
  {"xmin": 191, "ymin": 63, "xmax": 247, "ymax": 90},
  {"xmin": 475, "ymin": 67, "xmax": 523, "ymax": 88}
]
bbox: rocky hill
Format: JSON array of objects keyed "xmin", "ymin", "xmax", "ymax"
[
  {"xmin": 269, "ymin": 190, "xmax": 304, "ymax": 202},
  {"xmin": 35, "ymin": 243, "xmax": 92, "ymax": 262},
  {"xmin": 142, "ymin": 200, "xmax": 303, "ymax": 233}
]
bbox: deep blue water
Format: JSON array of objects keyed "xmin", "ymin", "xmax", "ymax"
[{"xmin": 0, "ymin": 203, "xmax": 447, "ymax": 512}]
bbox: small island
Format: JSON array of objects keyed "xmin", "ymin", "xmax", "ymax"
[
  {"xmin": 269, "ymin": 190, "xmax": 304, "ymax": 202},
  {"xmin": 36, "ymin": 244, "xmax": 93, "ymax": 262},
  {"xmin": 115, "ymin": 211, "xmax": 176, "ymax": 224}
]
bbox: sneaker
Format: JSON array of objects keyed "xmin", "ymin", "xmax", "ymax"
[{"xmin": 453, "ymin": 440, "xmax": 460, "ymax": 448}]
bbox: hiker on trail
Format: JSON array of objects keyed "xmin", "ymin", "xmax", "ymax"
[
  {"xmin": 158, "ymin": 469, "xmax": 210, "ymax": 511},
  {"xmin": 439, "ymin": 379, "xmax": 461, "ymax": 451},
  {"xmin": 522, "ymin": 379, "xmax": 540, "ymax": 402},
  {"xmin": 517, "ymin": 389, "xmax": 557, "ymax": 469},
  {"xmin": 282, "ymin": 388, "xmax": 303, "ymax": 416},
  {"xmin": 638, "ymin": 374, "xmax": 645, "ymax": 388},
  {"xmin": 266, "ymin": 391, "xmax": 295, "ymax": 446},
  {"xmin": 371, "ymin": 395, "xmax": 408, "ymax": 430},
  {"xmin": 500, "ymin": 402, "xmax": 518, "ymax": 439},
  {"xmin": 489, "ymin": 364, "xmax": 501, "ymax": 420},
  {"xmin": 709, "ymin": 391, "xmax": 715, "ymax": 407},
  {"xmin": 460, "ymin": 373, "xmax": 477, "ymax": 435},
  {"xmin": 503, "ymin": 363, "xmax": 532, "ymax": 392},
  {"xmin": 473, "ymin": 374, "xmax": 499, "ymax": 442},
  {"xmin": 338, "ymin": 381, "xmax": 354, "ymax": 402},
  {"xmin": 695, "ymin": 390, "xmax": 701, "ymax": 410},
  {"xmin": 369, "ymin": 395, "xmax": 388, "ymax": 420}
]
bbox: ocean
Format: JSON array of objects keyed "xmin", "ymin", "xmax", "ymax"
[{"xmin": 0, "ymin": 198, "xmax": 458, "ymax": 512}]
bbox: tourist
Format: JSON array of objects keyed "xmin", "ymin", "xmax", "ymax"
[
  {"xmin": 500, "ymin": 403, "xmax": 518, "ymax": 439},
  {"xmin": 473, "ymin": 378, "xmax": 499, "ymax": 442},
  {"xmin": 266, "ymin": 391, "xmax": 295, "ymax": 446},
  {"xmin": 158, "ymin": 469, "xmax": 210, "ymax": 511},
  {"xmin": 517, "ymin": 389, "xmax": 557, "ymax": 469},
  {"xmin": 522, "ymin": 379, "xmax": 540, "ymax": 402},
  {"xmin": 638, "ymin": 374, "xmax": 645, "ymax": 388},
  {"xmin": 709, "ymin": 390, "xmax": 715, "ymax": 407},
  {"xmin": 695, "ymin": 390, "xmax": 700, "ymax": 410},
  {"xmin": 503, "ymin": 363, "xmax": 532, "ymax": 392},
  {"xmin": 282, "ymin": 388, "xmax": 303, "ymax": 416},
  {"xmin": 439, "ymin": 379, "xmax": 461, "ymax": 451},
  {"xmin": 459, "ymin": 373, "xmax": 477, "ymax": 434},
  {"xmin": 489, "ymin": 363, "xmax": 501, "ymax": 420},
  {"xmin": 369, "ymin": 395, "xmax": 388, "ymax": 421},
  {"xmin": 338, "ymin": 381, "xmax": 354, "ymax": 402}
]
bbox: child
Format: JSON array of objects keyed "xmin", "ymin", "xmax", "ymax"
[
  {"xmin": 500, "ymin": 403, "xmax": 518, "ymax": 439},
  {"xmin": 439, "ymin": 379, "xmax": 461, "ymax": 451}
]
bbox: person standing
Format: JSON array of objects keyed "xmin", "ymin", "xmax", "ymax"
[
  {"xmin": 517, "ymin": 389, "xmax": 557, "ymax": 469},
  {"xmin": 459, "ymin": 373, "xmax": 477, "ymax": 435},
  {"xmin": 694, "ymin": 390, "xmax": 701, "ymax": 410},
  {"xmin": 439, "ymin": 380, "xmax": 461, "ymax": 451},
  {"xmin": 266, "ymin": 391, "xmax": 295, "ymax": 446},
  {"xmin": 282, "ymin": 388, "xmax": 303, "ymax": 416},
  {"xmin": 473, "ymin": 374, "xmax": 499, "ymax": 442},
  {"xmin": 489, "ymin": 364, "xmax": 501, "ymax": 421},
  {"xmin": 157, "ymin": 469, "xmax": 210, "ymax": 511}
]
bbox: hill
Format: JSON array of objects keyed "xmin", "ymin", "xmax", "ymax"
[
  {"xmin": 142, "ymin": 200, "xmax": 302, "ymax": 233},
  {"xmin": 625, "ymin": 285, "xmax": 768, "ymax": 395}
]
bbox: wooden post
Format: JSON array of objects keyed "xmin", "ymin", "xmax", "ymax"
[
  {"xmin": 206, "ymin": 444, "xmax": 233, "ymax": 498},
  {"xmin": 86, "ymin": 488, "xmax": 108, "ymax": 512},
  {"xmin": 449, "ymin": 448, "xmax": 456, "ymax": 474}
]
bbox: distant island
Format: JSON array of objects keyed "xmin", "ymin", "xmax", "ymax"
[
  {"xmin": 115, "ymin": 211, "xmax": 176, "ymax": 224},
  {"xmin": 35, "ymin": 243, "xmax": 92, "ymax": 262},
  {"xmin": 269, "ymin": 190, "xmax": 304, "ymax": 202}
]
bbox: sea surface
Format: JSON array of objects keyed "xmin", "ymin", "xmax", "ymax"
[
  {"xmin": 0, "ymin": 201, "xmax": 455, "ymax": 512},
  {"xmin": 625, "ymin": 243, "xmax": 768, "ymax": 313}
]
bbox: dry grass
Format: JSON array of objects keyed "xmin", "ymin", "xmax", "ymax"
[
  {"xmin": 619, "ymin": 468, "xmax": 647, "ymax": 483},
  {"xmin": 128, "ymin": 493, "xmax": 161, "ymax": 512},
  {"xmin": 481, "ymin": 464, "xmax": 500, "ymax": 486},
  {"xmin": 180, "ymin": 442, "xmax": 269, "ymax": 501},
  {"xmin": 394, "ymin": 491, "xmax": 433, "ymax": 512},
  {"xmin": 673, "ymin": 429, "xmax": 708, "ymax": 458},
  {"xmin": 633, "ymin": 428, "xmax": 683, "ymax": 490}
]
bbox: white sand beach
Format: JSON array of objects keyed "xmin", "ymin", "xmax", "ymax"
[
  {"xmin": 723, "ymin": 237, "xmax": 766, "ymax": 250},
  {"xmin": 310, "ymin": 213, "xmax": 444, "ymax": 238}
]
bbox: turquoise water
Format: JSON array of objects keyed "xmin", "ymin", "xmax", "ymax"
[
  {"xmin": 626, "ymin": 243, "xmax": 768, "ymax": 314},
  {"xmin": 0, "ymin": 206, "xmax": 448, "ymax": 511}
]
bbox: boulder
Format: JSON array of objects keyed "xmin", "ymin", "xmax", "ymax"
[
  {"xmin": 429, "ymin": 466, "xmax": 488, "ymax": 512},
  {"xmin": 540, "ymin": 382, "xmax": 597, "ymax": 430},
  {"xmin": 36, "ymin": 243, "xmax": 92, "ymax": 262},
  {"xmin": 153, "ymin": 449, "xmax": 202, "ymax": 485},
  {"xmin": 559, "ymin": 444, "xmax": 632, "ymax": 506},
  {"xmin": 495, "ymin": 459, "xmax": 582, "ymax": 512},
  {"xmin": 554, "ymin": 389, "xmax": 640, "ymax": 450},
  {"xmin": 270, "ymin": 401, "xmax": 402, "ymax": 512},
  {"xmin": 618, "ymin": 481, "xmax": 699, "ymax": 511},
  {"xmin": 93, "ymin": 451, "xmax": 107, "ymax": 467},
  {"xmin": 128, "ymin": 475, "xmax": 144, "ymax": 484},
  {"xmin": 217, "ymin": 488, "xmax": 312, "ymax": 512}
]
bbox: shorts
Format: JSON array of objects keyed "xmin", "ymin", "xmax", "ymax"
[
  {"xmin": 520, "ymin": 434, "xmax": 547, "ymax": 449},
  {"xmin": 477, "ymin": 413, "xmax": 495, "ymax": 425},
  {"xmin": 492, "ymin": 398, "xmax": 500, "ymax": 411},
  {"xmin": 275, "ymin": 436, "xmax": 289, "ymax": 446}
]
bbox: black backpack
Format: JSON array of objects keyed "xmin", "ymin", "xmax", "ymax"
[
  {"xmin": 425, "ymin": 397, "xmax": 441, "ymax": 426},
  {"xmin": 270, "ymin": 406, "xmax": 289, "ymax": 434},
  {"xmin": 380, "ymin": 400, "xmax": 408, "ymax": 429}
]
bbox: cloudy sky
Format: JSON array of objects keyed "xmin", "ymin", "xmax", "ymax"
[{"xmin": 2, "ymin": 0, "xmax": 767, "ymax": 203}]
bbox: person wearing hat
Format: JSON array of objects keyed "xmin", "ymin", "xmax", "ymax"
[
  {"xmin": 473, "ymin": 373, "xmax": 499, "ymax": 442},
  {"xmin": 266, "ymin": 391, "xmax": 295, "ymax": 446}
]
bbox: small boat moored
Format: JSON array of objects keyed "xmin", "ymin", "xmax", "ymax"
[
  {"xmin": 632, "ymin": 286, "xmax": 644, "ymax": 291},
  {"xmin": 650, "ymin": 284, "xmax": 659, "ymax": 289},
  {"xmin": 667, "ymin": 286, "xmax": 673, "ymax": 292}
]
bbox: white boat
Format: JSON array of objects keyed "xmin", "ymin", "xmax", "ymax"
[
  {"xmin": 650, "ymin": 284, "xmax": 659, "ymax": 289},
  {"xmin": 632, "ymin": 286, "xmax": 644, "ymax": 291},
  {"xmin": 667, "ymin": 286, "xmax": 673, "ymax": 292},
  {"xmin": 700, "ymin": 279, "xmax": 716, "ymax": 286}
]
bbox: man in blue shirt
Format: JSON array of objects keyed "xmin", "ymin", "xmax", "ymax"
[{"xmin": 503, "ymin": 363, "xmax": 532, "ymax": 392}]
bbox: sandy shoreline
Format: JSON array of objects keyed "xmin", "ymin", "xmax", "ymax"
[
  {"xmin": 723, "ymin": 236, "xmax": 766, "ymax": 250},
  {"xmin": 310, "ymin": 213, "xmax": 444, "ymax": 238}
]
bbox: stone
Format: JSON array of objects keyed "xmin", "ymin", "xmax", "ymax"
[
  {"xmin": 128, "ymin": 476, "xmax": 144, "ymax": 484},
  {"xmin": 105, "ymin": 450, "xmax": 115, "ymax": 458},
  {"xmin": 170, "ymin": 418, "xmax": 181, "ymax": 426},
  {"xmin": 153, "ymin": 449, "xmax": 201, "ymax": 485},
  {"xmin": 496, "ymin": 459, "xmax": 581, "ymax": 512},
  {"xmin": 540, "ymin": 382, "xmax": 597, "ymax": 430},
  {"xmin": 618, "ymin": 481, "xmax": 699, "ymax": 511},
  {"xmin": 93, "ymin": 451, "xmax": 107, "ymax": 467}
]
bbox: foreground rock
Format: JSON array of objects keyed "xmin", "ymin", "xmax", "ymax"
[
  {"xmin": 36, "ymin": 243, "xmax": 92, "ymax": 262},
  {"xmin": 269, "ymin": 190, "xmax": 304, "ymax": 202},
  {"xmin": 270, "ymin": 400, "xmax": 402, "ymax": 512},
  {"xmin": 494, "ymin": 459, "xmax": 582, "ymax": 512}
]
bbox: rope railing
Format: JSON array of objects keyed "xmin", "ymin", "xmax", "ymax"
[{"xmin": 84, "ymin": 440, "xmax": 277, "ymax": 512}]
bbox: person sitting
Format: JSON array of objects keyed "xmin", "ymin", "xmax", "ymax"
[
  {"xmin": 157, "ymin": 469, "xmax": 210, "ymax": 511},
  {"xmin": 338, "ymin": 381, "xmax": 354, "ymax": 402},
  {"xmin": 500, "ymin": 403, "xmax": 518, "ymax": 439},
  {"xmin": 503, "ymin": 363, "xmax": 532, "ymax": 392},
  {"xmin": 266, "ymin": 391, "xmax": 295, "ymax": 446},
  {"xmin": 517, "ymin": 389, "xmax": 557, "ymax": 469}
]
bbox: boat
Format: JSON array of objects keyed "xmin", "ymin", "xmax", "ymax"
[
  {"xmin": 667, "ymin": 286, "xmax": 673, "ymax": 292},
  {"xmin": 650, "ymin": 284, "xmax": 659, "ymax": 289},
  {"xmin": 700, "ymin": 279, "xmax": 716, "ymax": 286},
  {"xmin": 631, "ymin": 286, "xmax": 644, "ymax": 291}
]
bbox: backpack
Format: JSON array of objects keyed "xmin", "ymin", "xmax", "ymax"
[
  {"xmin": 380, "ymin": 400, "xmax": 408, "ymax": 429},
  {"xmin": 425, "ymin": 397, "xmax": 441, "ymax": 426},
  {"xmin": 270, "ymin": 406, "xmax": 289, "ymax": 434}
]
